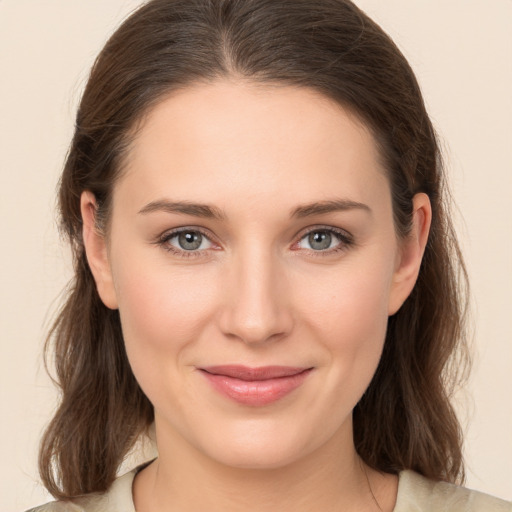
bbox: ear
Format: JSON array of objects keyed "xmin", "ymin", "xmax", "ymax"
[
  {"xmin": 388, "ymin": 192, "xmax": 432, "ymax": 315},
  {"xmin": 80, "ymin": 191, "xmax": 118, "ymax": 309}
]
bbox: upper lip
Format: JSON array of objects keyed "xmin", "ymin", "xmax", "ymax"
[{"xmin": 200, "ymin": 365, "xmax": 311, "ymax": 381}]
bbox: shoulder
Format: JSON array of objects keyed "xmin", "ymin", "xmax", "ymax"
[
  {"xmin": 395, "ymin": 470, "xmax": 512, "ymax": 512},
  {"xmin": 24, "ymin": 469, "xmax": 137, "ymax": 512}
]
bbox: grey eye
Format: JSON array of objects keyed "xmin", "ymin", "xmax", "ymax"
[
  {"xmin": 308, "ymin": 230, "xmax": 333, "ymax": 250},
  {"xmin": 160, "ymin": 228, "xmax": 215, "ymax": 255},
  {"xmin": 178, "ymin": 231, "xmax": 203, "ymax": 250}
]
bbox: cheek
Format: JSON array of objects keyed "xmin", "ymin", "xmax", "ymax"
[
  {"xmin": 293, "ymin": 257, "xmax": 394, "ymax": 392},
  {"xmin": 297, "ymin": 257, "xmax": 392, "ymax": 339},
  {"xmin": 112, "ymin": 255, "xmax": 219, "ymax": 386}
]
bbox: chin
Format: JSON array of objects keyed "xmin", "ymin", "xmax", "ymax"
[
  {"xmin": 192, "ymin": 416, "xmax": 331, "ymax": 471},
  {"xmin": 209, "ymin": 443, "xmax": 306, "ymax": 470}
]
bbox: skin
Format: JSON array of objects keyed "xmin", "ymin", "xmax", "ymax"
[{"xmin": 82, "ymin": 80, "xmax": 431, "ymax": 512}]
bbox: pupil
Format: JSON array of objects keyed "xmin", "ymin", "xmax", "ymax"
[
  {"xmin": 309, "ymin": 231, "xmax": 331, "ymax": 250},
  {"xmin": 179, "ymin": 231, "xmax": 202, "ymax": 250}
]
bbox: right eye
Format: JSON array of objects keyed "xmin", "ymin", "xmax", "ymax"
[{"xmin": 158, "ymin": 228, "xmax": 216, "ymax": 257}]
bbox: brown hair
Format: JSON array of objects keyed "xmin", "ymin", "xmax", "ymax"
[{"xmin": 40, "ymin": 0, "xmax": 469, "ymax": 499}]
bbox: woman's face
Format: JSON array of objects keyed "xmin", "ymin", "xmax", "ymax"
[{"xmin": 84, "ymin": 80, "xmax": 427, "ymax": 469}]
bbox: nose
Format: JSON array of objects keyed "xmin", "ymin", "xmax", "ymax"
[{"xmin": 218, "ymin": 245, "xmax": 293, "ymax": 345}]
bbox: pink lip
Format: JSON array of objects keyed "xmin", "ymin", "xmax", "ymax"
[{"xmin": 199, "ymin": 365, "xmax": 313, "ymax": 406}]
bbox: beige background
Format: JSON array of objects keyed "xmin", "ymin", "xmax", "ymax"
[{"xmin": 1, "ymin": 1, "xmax": 511, "ymax": 509}]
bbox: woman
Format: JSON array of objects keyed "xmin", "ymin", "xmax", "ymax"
[{"xmin": 28, "ymin": 0, "xmax": 511, "ymax": 511}]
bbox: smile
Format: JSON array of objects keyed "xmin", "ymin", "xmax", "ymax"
[{"xmin": 198, "ymin": 365, "xmax": 314, "ymax": 406}]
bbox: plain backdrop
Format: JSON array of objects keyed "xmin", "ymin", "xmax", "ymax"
[{"xmin": 1, "ymin": 1, "xmax": 511, "ymax": 510}]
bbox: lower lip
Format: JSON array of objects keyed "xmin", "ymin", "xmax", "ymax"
[{"xmin": 200, "ymin": 369, "xmax": 313, "ymax": 406}]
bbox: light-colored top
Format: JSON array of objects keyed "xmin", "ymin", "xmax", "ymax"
[{"xmin": 27, "ymin": 468, "xmax": 512, "ymax": 512}]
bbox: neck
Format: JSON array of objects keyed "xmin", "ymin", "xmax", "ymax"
[{"xmin": 134, "ymin": 421, "xmax": 388, "ymax": 512}]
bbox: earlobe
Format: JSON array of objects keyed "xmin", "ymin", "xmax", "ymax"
[
  {"xmin": 388, "ymin": 193, "xmax": 432, "ymax": 315},
  {"xmin": 80, "ymin": 191, "xmax": 118, "ymax": 310}
]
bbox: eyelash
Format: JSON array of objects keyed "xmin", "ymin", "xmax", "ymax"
[
  {"xmin": 156, "ymin": 227, "xmax": 217, "ymax": 259},
  {"xmin": 293, "ymin": 226, "xmax": 355, "ymax": 257},
  {"xmin": 155, "ymin": 226, "xmax": 354, "ymax": 259}
]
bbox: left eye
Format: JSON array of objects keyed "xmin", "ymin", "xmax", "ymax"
[
  {"xmin": 297, "ymin": 229, "xmax": 345, "ymax": 251},
  {"xmin": 166, "ymin": 230, "xmax": 214, "ymax": 251}
]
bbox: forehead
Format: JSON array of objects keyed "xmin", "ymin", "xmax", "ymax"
[{"xmin": 116, "ymin": 80, "xmax": 389, "ymax": 214}]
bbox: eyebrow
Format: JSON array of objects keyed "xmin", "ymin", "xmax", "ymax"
[
  {"xmin": 138, "ymin": 197, "xmax": 371, "ymax": 220},
  {"xmin": 138, "ymin": 200, "xmax": 227, "ymax": 220},
  {"xmin": 290, "ymin": 199, "xmax": 372, "ymax": 218}
]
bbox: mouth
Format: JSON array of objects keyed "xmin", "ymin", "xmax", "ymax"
[{"xmin": 198, "ymin": 365, "xmax": 314, "ymax": 406}]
